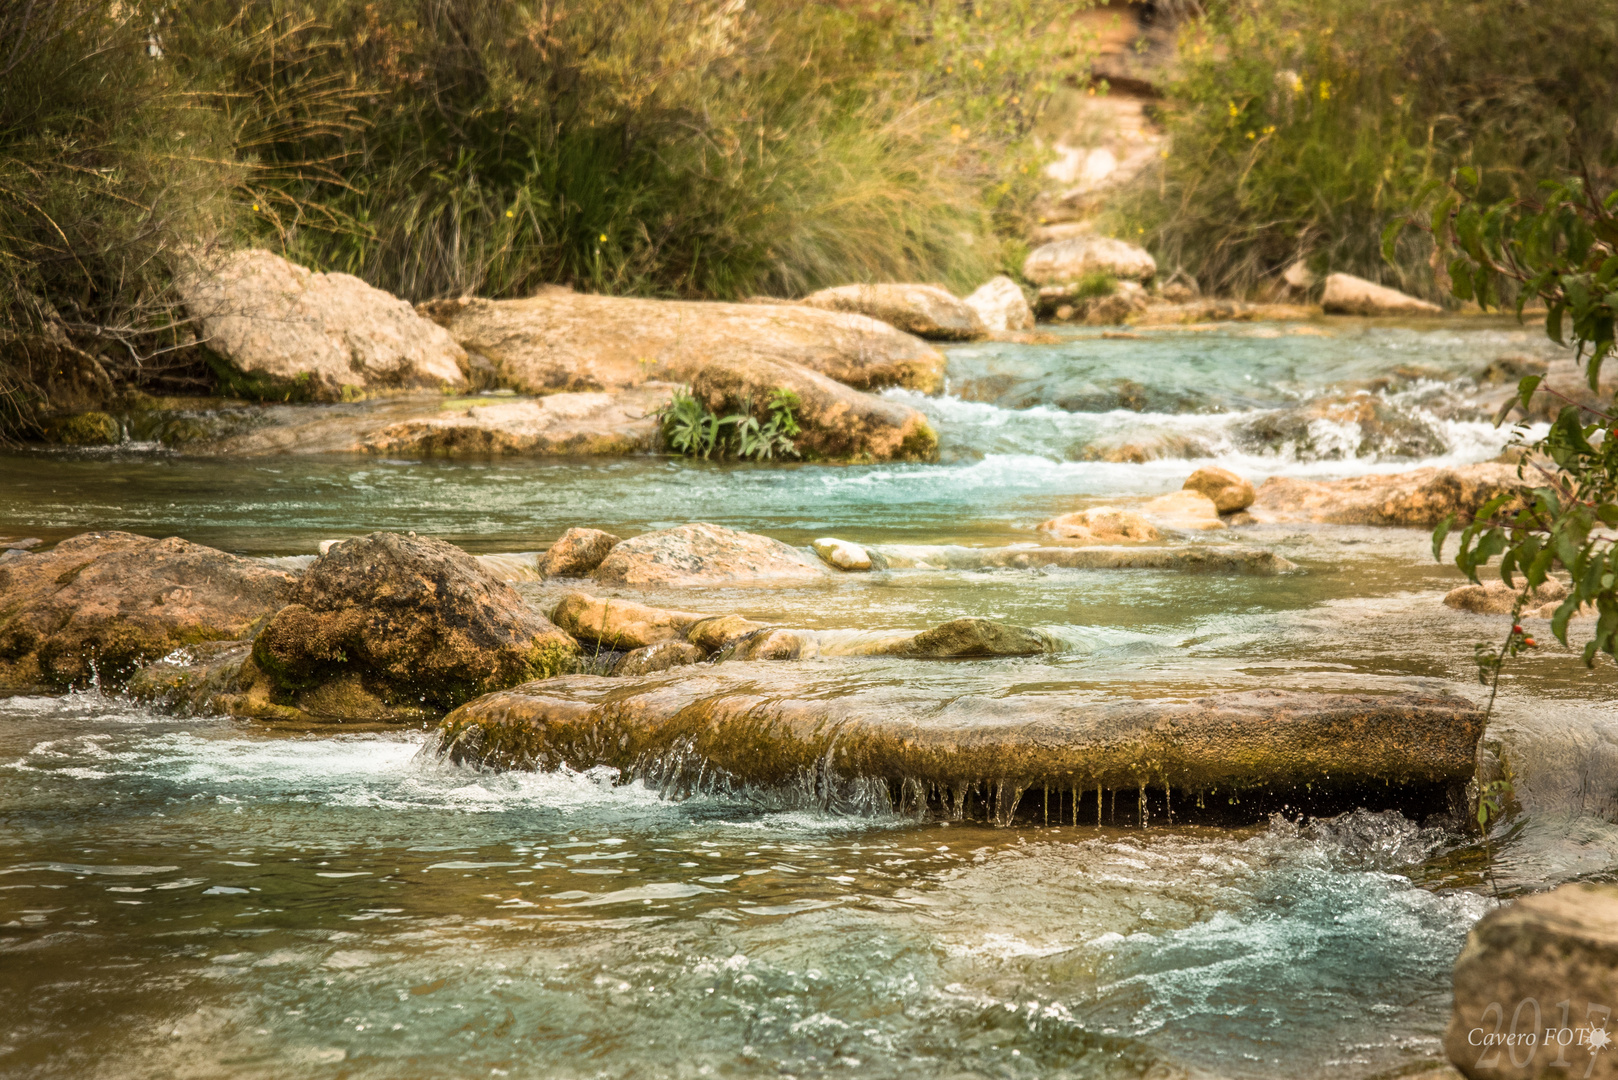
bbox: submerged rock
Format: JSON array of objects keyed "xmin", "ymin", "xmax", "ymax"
[
  {"xmin": 1235, "ymin": 391, "xmax": 1448, "ymax": 461},
  {"xmin": 1444, "ymin": 882, "xmax": 1618, "ymax": 1080},
  {"xmin": 252, "ymin": 532, "xmax": 576, "ymax": 714},
  {"xmin": 551, "ymin": 590, "xmax": 706, "ymax": 650},
  {"xmin": 612, "ymin": 641, "xmax": 707, "ymax": 676},
  {"xmin": 1183, "ymin": 467, "xmax": 1255, "ymax": 513},
  {"xmin": 0, "ymin": 532, "xmax": 297, "ymax": 691},
  {"xmin": 799, "ymin": 284, "xmax": 986, "ymax": 341},
  {"xmin": 963, "ymin": 276, "xmax": 1035, "ymax": 332},
  {"xmin": 1444, "ymin": 579, "xmax": 1570, "ymax": 617},
  {"xmin": 1023, "ymin": 236, "xmax": 1157, "ymax": 285},
  {"xmin": 1249, "ymin": 464, "xmax": 1529, "ymax": 526},
  {"xmin": 1038, "ymin": 508, "xmax": 1162, "ymax": 544},
  {"xmin": 811, "ymin": 538, "xmax": 874, "ymax": 571},
  {"xmin": 685, "ymin": 614, "xmax": 771, "ymax": 652},
  {"xmin": 419, "ymin": 289, "xmax": 945, "ymax": 395},
  {"xmin": 174, "ymin": 249, "xmax": 468, "ymax": 401},
  {"xmin": 592, "ymin": 524, "xmax": 832, "ymax": 588},
  {"xmin": 715, "ymin": 627, "xmax": 820, "ymax": 662},
  {"xmin": 888, "ymin": 617, "xmax": 1054, "ymax": 658},
  {"xmin": 867, "ymin": 543, "xmax": 1295, "ymax": 575},
  {"xmin": 1321, "ymin": 272, "xmax": 1443, "ymax": 317},
  {"xmin": 434, "ymin": 681, "xmax": 1483, "ymax": 816},
  {"xmin": 540, "ymin": 528, "xmax": 622, "ymax": 578}
]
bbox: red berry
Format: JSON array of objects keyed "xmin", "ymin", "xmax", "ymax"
[
  {"xmin": 1513, "ymin": 624, "xmax": 1523, "ymax": 634},
  {"xmin": 1524, "ymin": 637, "xmax": 1537, "ymax": 647}
]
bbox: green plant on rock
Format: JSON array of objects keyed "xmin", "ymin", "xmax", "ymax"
[{"xmin": 659, "ymin": 387, "xmax": 801, "ymax": 462}]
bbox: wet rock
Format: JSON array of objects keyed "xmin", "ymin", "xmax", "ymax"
[
  {"xmin": 1320, "ymin": 272, "xmax": 1443, "ymax": 317},
  {"xmin": 963, "ymin": 276, "xmax": 1035, "ymax": 332},
  {"xmin": 1444, "ymin": 882, "xmax": 1618, "ymax": 1080},
  {"xmin": 716, "ymin": 627, "xmax": 820, "ymax": 661},
  {"xmin": 419, "ymin": 289, "xmax": 945, "ymax": 395},
  {"xmin": 1039, "ymin": 281, "xmax": 1149, "ymax": 324},
  {"xmin": 1023, "ymin": 236, "xmax": 1157, "ymax": 285},
  {"xmin": 0, "ymin": 532, "xmax": 298, "ymax": 691},
  {"xmin": 1235, "ymin": 391, "xmax": 1448, "ymax": 461},
  {"xmin": 1249, "ymin": 464, "xmax": 1529, "ymax": 526},
  {"xmin": 1133, "ymin": 300, "xmax": 1320, "ymax": 325},
  {"xmin": 175, "ymin": 249, "xmax": 468, "ymax": 401},
  {"xmin": 252, "ymin": 532, "xmax": 576, "ymax": 714},
  {"xmin": 811, "ymin": 538, "xmax": 874, "ymax": 572},
  {"xmin": 592, "ymin": 524, "xmax": 832, "ymax": 588},
  {"xmin": 612, "ymin": 641, "xmax": 708, "ymax": 676},
  {"xmin": 1038, "ymin": 508, "xmax": 1162, "ymax": 543},
  {"xmin": 41, "ymin": 411, "xmax": 120, "ymax": 446},
  {"xmin": 551, "ymin": 590, "xmax": 706, "ymax": 650},
  {"xmin": 363, "ymin": 387, "xmax": 674, "ymax": 457},
  {"xmin": 1444, "ymin": 579, "xmax": 1569, "ymax": 615},
  {"xmin": 685, "ymin": 615, "xmax": 771, "ymax": 652},
  {"xmin": 540, "ymin": 528, "xmax": 622, "ymax": 578},
  {"xmin": 435, "ymin": 683, "xmax": 1485, "ymax": 807},
  {"xmin": 1183, "ymin": 467, "xmax": 1255, "ymax": 513},
  {"xmin": 799, "ymin": 284, "xmax": 986, "ymax": 341},
  {"xmin": 1075, "ymin": 432, "xmax": 1213, "ymax": 464},
  {"xmin": 867, "ymin": 543, "xmax": 1295, "ymax": 575},
  {"xmin": 1140, "ymin": 490, "xmax": 1227, "ymax": 531},
  {"xmin": 889, "ymin": 617, "xmax": 1055, "ymax": 658},
  {"xmin": 1477, "ymin": 355, "xmax": 1550, "ymax": 385}
]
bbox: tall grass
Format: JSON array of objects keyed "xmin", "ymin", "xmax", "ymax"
[{"xmin": 1112, "ymin": 0, "xmax": 1618, "ymax": 299}]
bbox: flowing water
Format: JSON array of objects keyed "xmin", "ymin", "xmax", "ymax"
[{"xmin": 2, "ymin": 318, "xmax": 1614, "ymax": 1079}]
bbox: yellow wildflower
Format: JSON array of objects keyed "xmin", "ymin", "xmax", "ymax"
[{"xmin": 1319, "ymin": 79, "xmax": 1331, "ymax": 100}]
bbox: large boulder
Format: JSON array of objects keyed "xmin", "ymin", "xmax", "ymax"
[
  {"xmin": 252, "ymin": 532, "xmax": 576, "ymax": 714},
  {"xmin": 1444, "ymin": 883, "xmax": 1618, "ymax": 1080},
  {"xmin": 551, "ymin": 591, "xmax": 706, "ymax": 650},
  {"xmin": 175, "ymin": 249, "xmax": 468, "ymax": 401},
  {"xmin": 435, "ymin": 682, "xmax": 1484, "ymax": 817},
  {"xmin": 419, "ymin": 289, "xmax": 946, "ymax": 395},
  {"xmin": 1320, "ymin": 272, "xmax": 1443, "ymax": 317},
  {"xmin": 362, "ymin": 387, "xmax": 673, "ymax": 457},
  {"xmin": 0, "ymin": 532, "xmax": 298, "ymax": 691},
  {"xmin": 1038, "ymin": 507, "xmax": 1162, "ymax": 543},
  {"xmin": 592, "ymin": 524, "xmax": 833, "ymax": 588},
  {"xmin": 1023, "ymin": 236, "xmax": 1157, "ymax": 285},
  {"xmin": 1183, "ymin": 467, "xmax": 1255, "ymax": 513},
  {"xmin": 799, "ymin": 283, "xmax": 986, "ymax": 341},
  {"xmin": 1249, "ymin": 464, "xmax": 1530, "ymax": 526},
  {"xmin": 540, "ymin": 528, "xmax": 622, "ymax": 578},
  {"xmin": 963, "ymin": 276, "xmax": 1035, "ymax": 333}
]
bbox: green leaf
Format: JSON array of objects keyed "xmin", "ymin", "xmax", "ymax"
[
  {"xmin": 1552, "ymin": 594, "xmax": 1579, "ymax": 645},
  {"xmin": 1380, "ymin": 219, "xmax": 1407, "ymax": 266},
  {"xmin": 1517, "ymin": 375, "xmax": 1543, "ymax": 413},
  {"xmin": 1431, "ymin": 513, "xmax": 1455, "ymax": 562},
  {"xmin": 1547, "ymin": 305, "xmax": 1566, "ymax": 345}
]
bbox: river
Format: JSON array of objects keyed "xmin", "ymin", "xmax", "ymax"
[{"xmin": 2, "ymin": 318, "xmax": 1612, "ymax": 1079}]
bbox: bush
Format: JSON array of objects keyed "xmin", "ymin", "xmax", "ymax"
[{"xmin": 1113, "ymin": 0, "xmax": 1618, "ymax": 299}]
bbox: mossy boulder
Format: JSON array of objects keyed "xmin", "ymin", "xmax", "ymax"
[
  {"xmin": 252, "ymin": 532, "xmax": 576, "ymax": 713},
  {"xmin": 42, "ymin": 411, "xmax": 121, "ymax": 446},
  {"xmin": 0, "ymin": 532, "xmax": 298, "ymax": 691}
]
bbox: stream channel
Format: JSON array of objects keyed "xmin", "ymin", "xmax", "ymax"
[{"xmin": 3, "ymin": 318, "xmax": 1615, "ymax": 1079}]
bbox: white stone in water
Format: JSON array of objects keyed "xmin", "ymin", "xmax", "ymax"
[{"xmin": 811, "ymin": 538, "xmax": 873, "ymax": 572}]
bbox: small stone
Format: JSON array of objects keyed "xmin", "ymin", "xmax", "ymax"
[
  {"xmin": 1182, "ymin": 466, "xmax": 1256, "ymax": 513},
  {"xmin": 1443, "ymin": 579, "xmax": 1569, "ymax": 615},
  {"xmin": 1038, "ymin": 508, "xmax": 1162, "ymax": 543},
  {"xmin": 612, "ymin": 641, "xmax": 707, "ymax": 676},
  {"xmin": 811, "ymin": 538, "xmax": 873, "ymax": 571},
  {"xmin": 540, "ymin": 527, "xmax": 622, "ymax": 578}
]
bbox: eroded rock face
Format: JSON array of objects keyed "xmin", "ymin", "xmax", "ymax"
[
  {"xmin": 1139, "ymin": 490, "xmax": 1226, "ymax": 531},
  {"xmin": 1023, "ymin": 236, "xmax": 1157, "ymax": 285},
  {"xmin": 551, "ymin": 591, "xmax": 706, "ymax": 650},
  {"xmin": 963, "ymin": 276, "xmax": 1035, "ymax": 332},
  {"xmin": 592, "ymin": 524, "xmax": 832, "ymax": 588},
  {"xmin": 364, "ymin": 387, "xmax": 673, "ymax": 457},
  {"xmin": 420, "ymin": 290, "xmax": 945, "ymax": 395},
  {"xmin": 1038, "ymin": 508, "xmax": 1162, "ymax": 543},
  {"xmin": 1183, "ymin": 467, "xmax": 1255, "ymax": 513},
  {"xmin": 541, "ymin": 528, "xmax": 622, "ymax": 578},
  {"xmin": 0, "ymin": 532, "xmax": 297, "ymax": 691},
  {"xmin": 1321, "ymin": 272, "xmax": 1443, "ymax": 317},
  {"xmin": 1249, "ymin": 465, "xmax": 1529, "ymax": 526},
  {"xmin": 1444, "ymin": 883, "xmax": 1618, "ymax": 1080},
  {"xmin": 800, "ymin": 284, "xmax": 986, "ymax": 341},
  {"xmin": 434, "ymin": 682, "xmax": 1484, "ymax": 808},
  {"xmin": 253, "ymin": 532, "xmax": 575, "ymax": 713},
  {"xmin": 175, "ymin": 249, "xmax": 468, "ymax": 401}
]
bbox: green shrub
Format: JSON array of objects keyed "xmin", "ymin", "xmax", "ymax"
[
  {"xmin": 661, "ymin": 387, "xmax": 801, "ymax": 462},
  {"xmin": 1113, "ymin": 0, "xmax": 1618, "ymax": 299}
]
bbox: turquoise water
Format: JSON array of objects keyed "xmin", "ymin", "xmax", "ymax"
[{"xmin": 2, "ymin": 319, "xmax": 1611, "ymax": 1079}]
